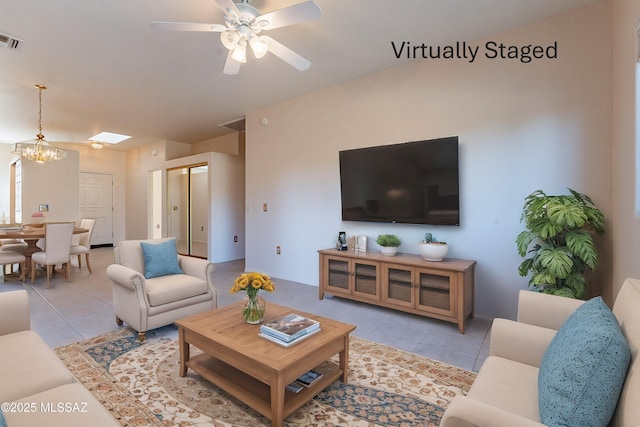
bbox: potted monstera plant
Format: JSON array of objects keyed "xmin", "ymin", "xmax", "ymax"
[
  {"xmin": 376, "ymin": 234, "xmax": 401, "ymax": 256},
  {"xmin": 516, "ymin": 188, "xmax": 605, "ymax": 299}
]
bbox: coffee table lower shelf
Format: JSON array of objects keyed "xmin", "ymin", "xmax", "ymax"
[{"xmin": 186, "ymin": 353, "xmax": 342, "ymax": 422}]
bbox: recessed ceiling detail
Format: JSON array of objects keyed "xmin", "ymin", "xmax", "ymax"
[
  {"xmin": 89, "ymin": 132, "xmax": 131, "ymax": 144},
  {"xmin": 219, "ymin": 117, "xmax": 245, "ymax": 132}
]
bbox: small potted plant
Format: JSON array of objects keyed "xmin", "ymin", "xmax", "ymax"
[
  {"xmin": 419, "ymin": 232, "xmax": 448, "ymax": 261},
  {"xmin": 376, "ymin": 234, "xmax": 402, "ymax": 256}
]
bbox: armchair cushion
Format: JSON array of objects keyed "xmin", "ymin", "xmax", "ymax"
[
  {"xmin": 145, "ymin": 274, "xmax": 209, "ymax": 307},
  {"xmin": 140, "ymin": 239, "xmax": 183, "ymax": 279},
  {"xmin": 538, "ymin": 296, "xmax": 630, "ymax": 427}
]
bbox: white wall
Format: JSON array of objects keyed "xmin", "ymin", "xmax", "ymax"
[
  {"xmin": 612, "ymin": 0, "xmax": 640, "ymax": 296},
  {"xmin": 245, "ymin": 2, "xmax": 613, "ymax": 319},
  {"xmin": 125, "ymin": 141, "xmax": 170, "ymax": 240},
  {"xmin": 18, "ymin": 149, "xmax": 80, "ymax": 223},
  {"xmin": 210, "ymin": 152, "xmax": 245, "ymax": 262}
]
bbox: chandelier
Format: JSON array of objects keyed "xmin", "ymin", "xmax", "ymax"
[{"xmin": 11, "ymin": 84, "xmax": 67, "ymax": 163}]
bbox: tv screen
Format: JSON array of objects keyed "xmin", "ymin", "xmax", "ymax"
[{"xmin": 339, "ymin": 136, "xmax": 460, "ymax": 226}]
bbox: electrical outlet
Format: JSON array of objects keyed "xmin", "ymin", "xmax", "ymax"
[
  {"xmin": 234, "ymin": 235, "xmax": 238, "ymax": 242},
  {"xmin": 276, "ymin": 246, "xmax": 281, "ymax": 255},
  {"xmin": 263, "ymin": 203, "xmax": 268, "ymax": 212}
]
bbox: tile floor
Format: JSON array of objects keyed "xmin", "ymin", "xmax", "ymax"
[{"xmin": 0, "ymin": 246, "xmax": 492, "ymax": 372}]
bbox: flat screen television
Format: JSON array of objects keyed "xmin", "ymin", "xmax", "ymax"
[{"xmin": 339, "ymin": 136, "xmax": 460, "ymax": 226}]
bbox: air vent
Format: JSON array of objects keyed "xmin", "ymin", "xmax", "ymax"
[
  {"xmin": 0, "ymin": 32, "xmax": 23, "ymax": 50},
  {"xmin": 218, "ymin": 117, "xmax": 245, "ymax": 132}
]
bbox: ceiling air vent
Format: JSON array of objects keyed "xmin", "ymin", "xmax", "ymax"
[
  {"xmin": 218, "ymin": 117, "xmax": 245, "ymax": 132},
  {"xmin": 0, "ymin": 32, "xmax": 23, "ymax": 50}
]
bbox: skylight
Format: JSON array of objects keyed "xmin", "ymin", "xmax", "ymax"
[{"xmin": 89, "ymin": 132, "xmax": 131, "ymax": 144}]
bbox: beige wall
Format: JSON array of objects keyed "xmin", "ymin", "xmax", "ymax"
[
  {"xmin": 124, "ymin": 141, "xmax": 170, "ymax": 241},
  {"xmin": 18, "ymin": 149, "xmax": 80, "ymax": 223},
  {"xmin": 612, "ymin": 0, "xmax": 640, "ymax": 296},
  {"xmin": 245, "ymin": 2, "xmax": 614, "ymax": 319},
  {"xmin": 192, "ymin": 132, "xmax": 243, "ymax": 156}
]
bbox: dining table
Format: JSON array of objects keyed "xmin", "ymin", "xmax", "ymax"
[{"xmin": 0, "ymin": 224, "xmax": 90, "ymax": 280}]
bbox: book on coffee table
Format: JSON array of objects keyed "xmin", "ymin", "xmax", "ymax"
[
  {"xmin": 285, "ymin": 369, "xmax": 324, "ymax": 393},
  {"xmin": 296, "ymin": 369, "xmax": 323, "ymax": 387},
  {"xmin": 260, "ymin": 313, "xmax": 320, "ymax": 343},
  {"xmin": 285, "ymin": 381, "xmax": 305, "ymax": 393},
  {"xmin": 258, "ymin": 327, "xmax": 321, "ymax": 347}
]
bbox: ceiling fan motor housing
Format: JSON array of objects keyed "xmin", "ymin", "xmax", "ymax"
[{"xmin": 230, "ymin": 2, "xmax": 261, "ymax": 26}]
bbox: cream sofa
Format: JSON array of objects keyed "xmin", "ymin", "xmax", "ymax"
[
  {"xmin": 440, "ymin": 278, "xmax": 640, "ymax": 427},
  {"xmin": 106, "ymin": 238, "xmax": 217, "ymax": 340},
  {"xmin": 0, "ymin": 290, "xmax": 119, "ymax": 427}
]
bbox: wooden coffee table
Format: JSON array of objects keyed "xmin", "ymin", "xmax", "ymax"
[{"xmin": 176, "ymin": 302, "xmax": 356, "ymax": 427}]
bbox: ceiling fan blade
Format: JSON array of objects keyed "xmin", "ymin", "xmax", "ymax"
[
  {"xmin": 223, "ymin": 50, "xmax": 241, "ymax": 75},
  {"xmin": 256, "ymin": 1, "xmax": 321, "ymax": 30},
  {"xmin": 215, "ymin": 0, "xmax": 241, "ymax": 18},
  {"xmin": 151, "ymin": 21, "xmax": 227, "ymax": 32},
  {"xmin": 262, "ymin": 36, "xmax": 311, "ymax": 71}
]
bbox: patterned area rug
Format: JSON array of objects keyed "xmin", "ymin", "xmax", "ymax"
[{"xmin": 54, "ymin": 329, "xmax": 475, "ymax": 427}]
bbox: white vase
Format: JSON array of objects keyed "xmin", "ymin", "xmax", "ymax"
[
  {"xmin": 419, "ymin": 242, "xmax": 448, "ymax": 261},
  {"xmin": 380, "ymin": 246, "xmax": 398, "ymax": 256}
]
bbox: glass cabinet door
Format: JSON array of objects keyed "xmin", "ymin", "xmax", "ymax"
[
  {"xmin": 383, "ymin": 265, "xmax": 414, "ymax": 308},
  {"xmin": 416, "ymin": 269, "xmax": 455, "ymax": 315},
  {"xmin": 352, "ymin": 261, "xmax": 379, "ymax": 300},
  {"xmin": 325, "ymin": 257, "xmax": 350, "ymax": 294}
]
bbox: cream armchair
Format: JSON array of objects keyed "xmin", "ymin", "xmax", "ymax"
[
  {"xmin": 440, "ymin": 278, "xmax": 640, "ymax": 427},
  {"xmin": 106, "ymin": 238, "xmax": 217, "ymax": 340}
]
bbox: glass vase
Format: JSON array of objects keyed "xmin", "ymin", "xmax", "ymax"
[{"xmin": 242, "ymin": 293, "xmax": 266, "ymax": 324}]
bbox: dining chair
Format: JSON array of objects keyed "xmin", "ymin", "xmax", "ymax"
[
  {"xmin": 0, "ymin": 251, "xmax": 26, "ymax": 282},
  {"xmin": 31, "ymin": 222, "xmax": 74, "ymax": 288},
  {"xmin": 0, "ymin": 239, "xmax": 28, "ymax": 277},
  {"xmin": 69, "ymin": 218, "xmax": 96, "ymax": 273}
]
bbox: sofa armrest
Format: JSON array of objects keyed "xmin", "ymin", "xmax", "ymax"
[
  {"xmin": 490, "ymin": 318, "xmax": 557, "ymax": 367},
  {"xmin": 517, "ymin": 290, "xmax": 585, "ymax": 330},
  {"xmin": 441, "ymin": 396, "xmax": 547, "ymax": 427},
  {"xmin": 0, "ymin": 290, "xmax": 30, "ymax": 335},
  {"xmin": 106, "ymin": 264, "xmax": 146, "ymax": 292},
  {"xmin": 178, "ymin": 255, "xmax": 215, "ymax": 284}
]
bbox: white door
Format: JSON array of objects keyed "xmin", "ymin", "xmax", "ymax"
[{"xmin": 79, "ymin": 172, "xmax": 113, "ymax": 246}]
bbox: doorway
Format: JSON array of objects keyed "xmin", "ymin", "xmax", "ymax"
[
  {"xmin": 79, "ymin": 172, "xmax": 114, "ymax": 246},
  {"xmin": 166, "ymin": 164, "xmax": 208, "ymax": 258}
]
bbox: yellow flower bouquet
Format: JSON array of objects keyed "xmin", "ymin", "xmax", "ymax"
[{"xmin": 231, "ymin": 272, "xmax": 275, "ymax": 323}]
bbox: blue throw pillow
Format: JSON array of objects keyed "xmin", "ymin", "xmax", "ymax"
[
  {"xmin": 538, "ymin": 296, "xmax": 630, "ymax": 427},
  {"xmin": 140, "ymin": 239, "xmax": 184, "ymax": 279},
  {"xmin": 0, "ymin": 408, "xmax": 6, "ymax": 427}
]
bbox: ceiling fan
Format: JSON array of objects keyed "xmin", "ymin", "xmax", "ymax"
[{"xmin": 152, "ymin": 0, "xmax": 321, "ymax": 75}]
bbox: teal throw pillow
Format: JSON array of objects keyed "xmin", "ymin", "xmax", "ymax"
[
  {"xmin": 0, "ymin": 407, "xmax": 6, "ymax": 427},
  {"xmin": 140, "ymin": 239, "xmax": 184, "ymax": 279},
  {"xmin": 538, "ymin": 296, "xmax": 630, "ymax": 427}
]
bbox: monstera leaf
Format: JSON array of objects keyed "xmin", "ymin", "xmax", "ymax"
[
  {"xmin": 538, "ymin": 246, "xmax": 573, "ymax": 279},
  {"xmin": 566, "ymin": 229, "xmax": 598, "ymax": 269}
]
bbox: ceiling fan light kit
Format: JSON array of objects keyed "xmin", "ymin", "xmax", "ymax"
[{"xmin": 152, "ymin": 0, "xmax": 321, "ymax": 75}]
